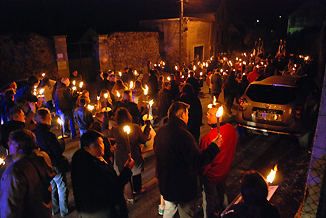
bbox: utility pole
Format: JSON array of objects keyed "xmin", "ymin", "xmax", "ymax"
[{"xmin": 180, "ymin": 0, "xmax": 183, "ymax": 65}]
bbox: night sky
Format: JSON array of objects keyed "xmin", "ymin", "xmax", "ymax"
[{"xmin": 0, "ymin": 0, "xmax": 305, "ymax": 41}]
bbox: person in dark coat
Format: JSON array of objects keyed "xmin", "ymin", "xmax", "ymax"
[
  {"xmin": 147, "ymin": 70, "xmax": 159, "ymax": 100},
  {"xmin": 33, "ymin": 108, "xmax": 69, "ymax": 217},
  {"xmin": 222, "ymin": 171, "xmax": 280, "ymax": 218},
  {"xmin": 154, "ymin": 101, "xmax": 222, "ymax": 217},
  {"xmin": 74, "ymin": 98, "xmax": 94, "ymax": 136},
  {"xmin": 186, "ymin": 71, "xmax": 200, "ymax": 97},
  {"xmin": 177, "ymin": 83, "xmax": 203, "ymax": 145},
  {"xmin": 1, "ymin": 106, "xmax": 26, "ymax": 150},
  {"xmin": 1, "ymin": 89, "xmax": 16, "ymax": 123},
  {"xmin": 71, "ymin": 130, "xmax": 134, "ymax": 218},
  {"xmin": 14, "ymin": 75, "xmax": 39, "ymax": 104},
  {"xmin": 114, "ymin": 90, "xmax": 140, "ymax": 125},
  {"xmin": 210, "ymin": 71, "xmax": 223, "ymax": 102},
  {"xmin": 157, "ymin": 82, "xmax": 173, "ymax": 121},
  {"xmin": 54, "ymin": 78, "xmax": 76, "ymax": 138},
  {"xmin": 223, "ymin": 72, "xmax": 238, "ymax": 115}
]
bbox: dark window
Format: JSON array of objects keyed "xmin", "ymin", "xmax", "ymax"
[{"xmin": 246, "ymin": 84, "xmax": 297, "ymax": 104}]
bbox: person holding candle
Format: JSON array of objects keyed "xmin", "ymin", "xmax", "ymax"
[
  {"xmin": 71, "ymin": 130, "xmax": 134, "ymax": 218},
  {"xmin": 222, "ymin": 171, "xmax": 280, "ymax": 218},
  {"xmin": 114, "ymin": 90, "xmax": 140, "ymax": 125},
  {"xmin": 157, "ymin": 82, "xmax": 172, "ymax": 125},
  {"xmin": 74, "ymin": 98, "xmax": 94, "ymax": 136},
  {"xmin": 154, "ymin": 101, "xmax": 222, "ymax": 218},
  {"xmin": 33, "ymin": 108, "xmax": 69, "ymax": 217},
  {"xmin": 199, "ymin": 104, "xmax": 238, "ymax": 217},
  {"xmin": 106, "ymin": 107, "xmax": 150, "ymax": 202}
]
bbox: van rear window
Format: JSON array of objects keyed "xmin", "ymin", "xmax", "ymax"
[{"xmin": 246, "ymin": 84, "xmax": 297, "ymax": 104}]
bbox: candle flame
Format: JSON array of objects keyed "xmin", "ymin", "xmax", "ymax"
[
  {"xmin": 175, "ymin": 66, "xmax": 178, "ymax": 70},
  {"xmin": 72, "ymin": 86, "xmax": 76, "ymax": 91},
  {"xmin": 42, "ymin": 73, "xmax": 45, "ymax": 77},
  {"xmin": 57, "ymin": 117, "xmax": 63, "ymax": 126},
  {"xmin": 167, "ymin": 76, "xmax": 171, "ymax": 81},
  {"xmin": 200, "ymin": 72, "xmax": 203, "ymax": 76},
  {"xmin": 87, "ymin": 104, "xmax": 94, "ymax": 111},
  {"xmin": 0, "ymin": 157, "xmax": 5, "ymax": 166},
  {"xmin": 79, "ymin": 82, "xmax": 83, "ymax": 88},
  {"xmin": 213, "ymin": 96, "xmax": 217, "ymax": 105},
  {"xmin": 104, "ymin": 93, "xmax": 108, "ymax": 99},
  {"xmin": 149, "ymin": 99, "xmax": 154, "ymax": 107},
  {"xmin": 267, "ymin": 165, "xmax": 278, "ymax": 183},
  {"xmin": 72, "ymin": 80, "xmax": 76, "ymax": 85},
  {"xmin": 193, "ymin": 65, "xmax": 196, "ymax": 71},
  {"xmin": 119, "ymin": 71, "xmax": 122, "ymax": 77},
  {"xmin": 97, "ymin": 96, "xmax": 100, "ymax": 100},
  {"xmin": 216, "ymin": 106, "xmax": 223, "ymax": 118},
  {"xmin": 39, "ymin": 88, "xmax": 44, "ymax": 94},
  {"xmin": 129, "ymin": 81, "xmax": 133, "ymax": 89},
  {"xmin": 123, "ymin": 125, "xmax": 130, "ymax": 134},
  {"xmin": 116, "ymin": 91, "xmax": 120, "ymax": 98}
]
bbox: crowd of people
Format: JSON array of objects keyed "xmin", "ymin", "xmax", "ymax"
[{"xmin": 0, "ymin": 47, "xmax": 317, "ymax": 218}]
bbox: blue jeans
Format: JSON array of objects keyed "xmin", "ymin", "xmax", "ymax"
[
  {"xmin": 51, "ymin": 166, "xmax": 69, "ymax": 216},
  {"xmin": 59, "ymin": 110, "xmax": 76, "ymax": 137}
]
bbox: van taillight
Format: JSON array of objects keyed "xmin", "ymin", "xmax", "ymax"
[
  {"xmin": 292, "ymin": 104, "xmax": 303, "ymax": 119},
  {"xmin": 239, "ymin": 97, "xmax": 247, "ymax": 111}
]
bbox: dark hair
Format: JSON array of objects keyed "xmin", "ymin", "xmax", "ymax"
[
  {"xmin": 80, "ymin": 130, "xmax": 102, "ymax": 149},
  {"xmin": 36, "ymin": 107, "xmax": 50, "ymax": 120},
  {"xmin": 27, "ymin": 75, "xmax": 39, "ymax": 85},
  {"xmin": 168, "ymin": 101, "xmax": 190, "ymax": 118},
  {"xmin": 9, "ymin": 106, "xmax": 23, "ymax": 120},
  {"xmin": 79, "ymin": 98, "xmax": 86, "ymax": 106},
  {"xmin": 5, "ymin": 89, "xmax": 14, "ymax": 99},
  {"xmin": 182, "ymin": 83, "xmax": 194, "ymax": 95},
  {"xmin": 89, "ymin": 121, "xmax": 102, "ymax": 132},
  {"xmin": 9, "ymin": 129, "xmax": 38, "ymax": 154},
  {"xmin": 42, "ymin": 77, "xmax": 49, "ymax": 86},
  {"xmin": 240, "ymin": 171, "xmax": 268, "ymax": 203},
  {"xmin": 114, "ymin": 107, "xmax": 132, "ymax": 125}
]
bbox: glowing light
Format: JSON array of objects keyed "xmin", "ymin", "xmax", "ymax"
[
  {"xmin": 213, "ymin": 96, "xmax": 217, "ymax": 105},
  {"xmin": 104, "ymin": 93, "xmax": 108, "ymax": 99},
  {"xmin": 267, "ymin": 165, "xmax": 278, "ymax": 183},
  {"xmin": 134, "ymin": 70, "xmax": 138, "ymax": 76},
  {"xmin": 129, "ymin": 81, "xmax": 133, "ymax": 89},
  {"xmin": 116, "ymin": 91, "xmax": 120, "ymax": 98},
  {"xmin": 144, "ymin": 85, "xmax": 148, "ymax": 96},
  {"xmin": 200, "ymin": 72, "xmax": 203, "ymax": 76},
  {"xmin": 175, "ymin": 66, "xmax": 178, "ymax": 70},
  {"xmin": 57, "ymin": 117, "xmax": 63, "ymax": 126},
  {"xmin": 119, "ymin": 71, "xmax": 122, "ymax": 77},
  {"xmin": 123, "ymin": 125, "xmax": 130, "ymax": 134},
  {"xmin": 41, "ymin": 73, "xmax": 45, "ymax": 77},
  {"xmin": 87, "ymin": 105, "xmax": 94, "ymax": 111},
  {"xmin": 149, "ymin": 99, "xmax": 154, "ymax": 107},
  {"xmin": 216, "ymin": 106, "xmax": 223, "ymax": 118},
  {"xmin": 72, "ymin": 86, "xmax": 77, "ymax": 91},
  {"xmin": 188, "ymin": 74, "xmax": 190, "ymax": 78},
  {"xmin": 167, "ymin": 77, "xmax": 171, "ymax": 81},
  {"xmin": 193, "ymin": 65, "xmax": 196, "ymax": 71},
  {"xmin": 0, "ymin": 157, "xmax": 5, "ymax": 166},
  {"xmin": 197, "ymin": 62, "xmax": 200, "ymax": 66},
  {"xmin": 236, "ymin": 57, "xmax": 238, "ymax": 61},
  {"xmin": 154, "ymin": 64, "xmax": 157, "ymax": 67},
  {"xmin": 39, "ymin": 89, "xmax": 44, "ymax": 95},
  {"xmin": 220, "ymin": 69, "xmax": 223, "ymax": 73},
  {"xmin": 163, "ymin": 62, "xmax": 165, "ymax": 65},
  {"xmin": 79, "ymin": 82, "xmax": 83, "ymax": 88},
  {"xmin": 72, "ymin": 80, "xmax": 76, "ymax": 85}
]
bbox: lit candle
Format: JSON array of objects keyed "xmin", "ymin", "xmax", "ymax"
[
  {"xmin": 167, "ymin": 77, "xmax": 171, "ymax": 81},
  {"xmin": 57, "ymin": 117, "xmax": 64, "ymax": 138},
  {"xmin": 72, "ymin": 86, "xmax": 77, "ymax": 91},
  {"xmin": 267, "ymin": 165, "xmax": 278, "ymax": 184},
  {"xmin": 42, "ymin": 73, "xmax": 46, "ymax": 77},
  {"xmin": 129, "ymin": 81, "xmax": 133, "ymax": 89},
  {"xmin": 87, "ymin": 104, "xmax": 94, "ymax": 111},
  {"xmin": 103, "ymin": 93, "xmax": 108, "ymax": 111},
  {"xmin": 97, "ymin": 96, "xmax": 100, "ymax": 111},
  {"xmin": 119, "ymin": 71, "xmax": 122, "ymax": 77},
  {"xmin": 193, "ymin": 65, "xmax": 196, "ymax": 71},
  {"xmin": 116, "ymin": 91, "xmax": 120, "ymax": 99},
  {"xmin": 79, "ymin": 81, "xmax": 83, "ymax": 88},
  {"xmin": 200, "ymin": 72, "xmax": 203, "ymax": 76},
  {"xmin": 123, "ymin": 125, "xmax": 131, "ymax": 157},
  {"xmin": 72, "ymin": 80, "xmax": 76, "ymax": 86},
  {"xmin": 175, "ymin": 66, "xmax": 178, "ymax": 71},
  {"xmin": 147, "ymin": 99, "xmax": 154, "ymax": 118},
  {"xmin": 0, "ymin": 157, "xmax": 5, "ymax": 166},
  {"xmin": 216, "ymin": 106, "xmax": 223, "ymax": 137}
]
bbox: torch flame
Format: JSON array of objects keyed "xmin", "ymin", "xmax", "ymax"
[
  {"xmin": 216, "ymin": 106, "xmax": 223, "ymax": 118},
  {"xmin": 149, "ymin": 99, "xmax": 154, "ymax": 107},
  {"xmin": 267, "ymin": 165, "xmax": 278, "ymax": 184},
  {"xmin": 123, "ymin": 125, "xmax": 130, "ymax": 134}
]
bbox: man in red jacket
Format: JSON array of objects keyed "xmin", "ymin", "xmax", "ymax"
[{"xmin": 199, "ymin": 104, "xmax": 238, "ymax": 217}]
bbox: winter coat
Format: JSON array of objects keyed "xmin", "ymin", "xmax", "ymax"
[
  {"xmin": 71, "ymin": 149, "xmax": 132, "ymax": 217},
  {"xmin": 33, "ymin": 123, "xmax": 65, "ymax": 167},
  {"xmin": 157, "ymin": 88, "xmax": 173, "ymax": 118},
  {"xmin": 107, "ymin": 123, "xmax": 148, "ymax": 175},
  {"xmin": 0, "ymin": 151, "xmax": 55, "ymax": 218},
  {"xmin": 154, "ymin": 116, "xmax": 220, "ymax": 202},
  {"xmin": 211, "ymin": 73, "xmax": 222, "ymax": 94},
  {"xmin": 55, "ymin": 85, "xmax": 73, "ymax": 112},
  {"xmin": 74, "ymin": 107, "xmax": 94, "ymax": 131}
]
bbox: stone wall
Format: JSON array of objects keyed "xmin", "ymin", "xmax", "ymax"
[
  {"xmin": 0, "ymin": 32, "xmax": 57, "ymax": 87},
  {"xmin": 96, "ymin": 32, "xmax": 161, "ymax": 73}
]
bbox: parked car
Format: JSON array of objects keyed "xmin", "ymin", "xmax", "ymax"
[{"xmin": 236, "ymin": 75, "xmax": 320, "ymax": 147}]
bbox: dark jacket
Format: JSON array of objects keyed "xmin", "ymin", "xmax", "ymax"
[
  {"xmin": 33, "ymin": 123, "xmax": 65, "ymax": 167},
  {"xmin": 1, "ymin": 152, "xmax": 55, "ymax": 218},
  {"xmin": 1, "ymin": 99, "xmax": 15, "ymax": 123},
  {"xmin": 158, "ymin": 88, "xmax": 173, "ymax": 118},
  {"xmin": 177, "ymin": 93, "xmax": 203, "ymax": 142},
  {"xmin": 1, "ymin": 120, "xmax": 25, "ymax": 149},
  {"xmin": 114, "ymin": 101, "xmax": 140, "ymax": 125},
  {"xmin": 74, "ymin": 107, "xmax": 94, "ymax": 130},
  {"xmin": 71, "ymin": 149, "xmax": 132, "ymax": 216},
  {"xmin": 154, "ymin": 116, "xmax": 220, "ymax": 202},
  {"xmin": 55, "ymin": 85, "xmax": 73, "ymax": 111},
  {"xmin": 211, "ymin": 73, "xmax": 222, "ymax": 94},
  {"xmin": 186, "ymin": 77, "xmax": 200, "ymax": 96},
  {"xmin": 14, "ymin": 83, "xmax": 38, "ymax": 103}
]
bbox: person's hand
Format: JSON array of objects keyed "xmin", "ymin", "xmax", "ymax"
[
  {"xmin": 212, "ymin": 135, "xmax": 223, "ymax": 148},
  {"xmin": 110, "ymin": 145, "xmax": 116, "ymax": 154},
  {"xmin": 124, "ymin": 157, "xmax": 134, "ymax": 170}
]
